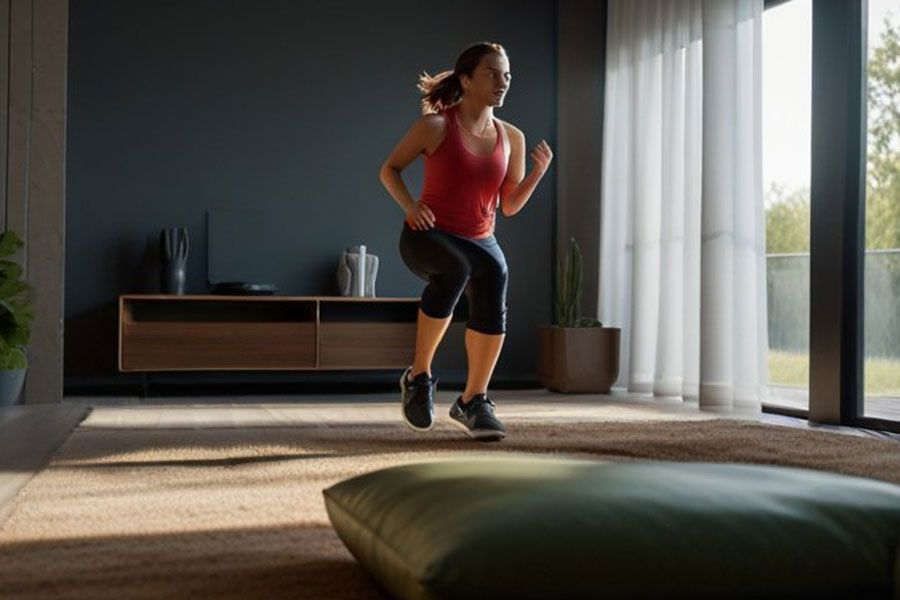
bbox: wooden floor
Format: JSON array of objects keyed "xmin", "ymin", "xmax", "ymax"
[
  {"xmin": 0, "ymin": 404, "xmax": 90, "ymax": 524},
  {"xmin": 1, "ymin": 389, "xmax": 897, "ymax": 527}
]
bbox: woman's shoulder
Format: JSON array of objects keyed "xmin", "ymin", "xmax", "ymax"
[
  {"xmin": 418, "ymin": 112, "xmax": 449, "ymax": 129},
  {"xmin": 414, "ymin": 113, "xmax": 450, "ymax": 156},
  {"xmin": 420, "ymin": 104, "xmax": 461, "ymax": 129},
  {"xmin": 495, "ymin": 118, "xmax": 525, "ymax": 148},
  {"xmin": 412, "ymin": 112, "xmax": 450, "ymax": 139}
]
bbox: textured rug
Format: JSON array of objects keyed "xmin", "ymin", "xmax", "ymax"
[{"xmin": 1, "ymin": 417, "xmax": 899, "ymax": 599}]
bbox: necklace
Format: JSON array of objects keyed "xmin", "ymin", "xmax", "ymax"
[{"xmin": 457, "ymin": 114, "xmax": 493, "ymax": 138}]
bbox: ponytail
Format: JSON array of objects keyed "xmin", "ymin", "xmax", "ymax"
[{"xmin": 417, "ymin": 70, "xmax": 462, "ymax": 115}]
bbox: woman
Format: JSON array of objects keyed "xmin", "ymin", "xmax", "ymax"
[{"xmin": 379, "ymin": 42, "xmax": 552, "ymax": 440}]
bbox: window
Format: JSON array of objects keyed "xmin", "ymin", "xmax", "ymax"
[
  {"xmin": 864, "ymin": 0, "xmax": 900, "ymax": 421},
  {"xmin": 762, "ymin": 0, "xmax": 812, "ymax": 411}
]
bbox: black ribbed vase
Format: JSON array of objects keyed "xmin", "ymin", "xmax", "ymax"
[{"xmin": 160, "ymin": 227, "xmax": 189, "ymax": 295}]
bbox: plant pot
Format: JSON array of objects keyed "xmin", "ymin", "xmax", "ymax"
[
  {"xmin": 0, "ymin": 367, "xmax": 26, "ymax": 406},
  {"xmin": 538, "ymin": 326, "xmax": 620, "ymax": 393}
]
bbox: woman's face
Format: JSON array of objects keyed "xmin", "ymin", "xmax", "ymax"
[{"xmin": 462, "ymin": 53, "xmax": 511, "ymax": 108}]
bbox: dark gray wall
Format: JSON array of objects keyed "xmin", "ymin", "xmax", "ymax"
[
  {"xmin": 64, "ymin": 0, "xmax": 557, "ymax": 389},
  {"xmin": 557, "ymin": 0, "xmax": 605, "ymax": 320}
]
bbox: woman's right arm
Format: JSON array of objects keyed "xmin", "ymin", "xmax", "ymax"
[{"xmin": 379, "ymin": 115, "xmax": 444, "ymax": 230}]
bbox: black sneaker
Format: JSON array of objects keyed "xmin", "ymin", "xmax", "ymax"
[
  {"xmin": 449, "ymin": 393, "xmax": 506, "ymax": 441},
  {"xmin": 399, "ymin": 366, "xmax": 437, "ymax": 432}
]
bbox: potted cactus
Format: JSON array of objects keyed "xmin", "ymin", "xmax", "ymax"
[
  {"xmin": 538, "ymin": 237, "xmax": 620, "ymax": 393},
  {"xmin": 0, "ymin": 230, "xmax": 34, "ymax": 406}
]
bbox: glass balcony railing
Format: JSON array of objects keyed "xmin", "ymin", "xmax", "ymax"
[{"xmin": 766, "ymin": 249, "xmax": 900, "ymax": 418}]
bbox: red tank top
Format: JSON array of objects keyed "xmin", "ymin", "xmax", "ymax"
[{"xmin": 418, "ymin": 106, "xmax": 508, "ymax": 239}]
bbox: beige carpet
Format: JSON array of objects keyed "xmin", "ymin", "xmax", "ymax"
[{"xmin": 1, "ymin": 416, "xmax": 899, "ymax": 599}]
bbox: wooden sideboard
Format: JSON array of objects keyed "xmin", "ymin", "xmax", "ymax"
[{"xmin": 118, "ymin": 294, "xmax": 441, "ymax": 372}]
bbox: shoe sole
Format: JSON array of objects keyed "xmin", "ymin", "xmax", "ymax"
[
  {"xmin": 399, "ymin": 368, "xmax": 434, "ymax": 433},
  {"xmin": 449, "ymin": 414, "xmax": 506, "ymax": 441}
]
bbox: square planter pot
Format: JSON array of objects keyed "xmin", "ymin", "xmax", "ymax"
[{"xmin": 538, "ymin": 326, "xmax": 620, "ymax": 393}]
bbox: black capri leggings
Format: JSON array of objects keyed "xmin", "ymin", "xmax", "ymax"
[{"xmin": 399, "ymin": 223, "xmax": 508, "ymax": 335}]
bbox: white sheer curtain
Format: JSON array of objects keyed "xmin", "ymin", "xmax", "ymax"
[{"xmin": 599, "ymin": 0, "xmax": 766, "ymax": 412}]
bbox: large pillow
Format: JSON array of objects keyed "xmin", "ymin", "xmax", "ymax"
[{"xmin": 323, "ymin": 455, "xmax": 900, "ymax": 600}]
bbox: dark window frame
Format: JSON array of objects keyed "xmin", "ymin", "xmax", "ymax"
[{"xmin": 762, "ymin": 0, "xmax": 900, "ymax": 434}]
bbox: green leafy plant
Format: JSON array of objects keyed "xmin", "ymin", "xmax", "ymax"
[
  {"xmin": 554, "ymin": 237, "xmax": 603, "ymax": 328},
  {"xmin": 0, "ymin": 230, "xmax": 34, "ymax": 369}
]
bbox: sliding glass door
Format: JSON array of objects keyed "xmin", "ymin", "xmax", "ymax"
[
  {"xmin": 758, "ymin": 0, "xmax": 900, "ymax": 431},
  {"xmin": 864, "ymin": 0, "xmax": 900, "ymax": 423},
  {"xmin": 762, "ymin": 0, "xmax": 812, "ymax": 412}
]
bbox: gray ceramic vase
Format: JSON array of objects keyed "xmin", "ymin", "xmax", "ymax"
[{"xmin": 337, "ymin": 245, "xmax": 378, "ymax": 297}]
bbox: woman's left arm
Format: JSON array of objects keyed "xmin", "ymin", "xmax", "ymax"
[{"xmin": 499, "ymin": 125, "xmax": 553, "ymax": 217}]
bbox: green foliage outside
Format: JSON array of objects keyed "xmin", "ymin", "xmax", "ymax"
[
  {"xmin": 0, "ymin": 230, "xmax": 34, "ymax": 370},
  {"xmin": 765, "ymin": 183, "xmax": 811, "ymax": 254},
  {"xmin": 764, "ymin": 12, "xmax": 900, "ymax": 367},
  {"xmin": 867, "ymin": 14, "xmax": 900, "ymax": 251},
  {"xmin": 765, "ymin": 11, "xmax": 900, "ymax": 254},
  {"xmin": 768, "ymin": 350, "xmax": 900, "ymax": 398}
]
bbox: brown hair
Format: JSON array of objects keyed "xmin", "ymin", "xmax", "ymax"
[{"xmin": 417, "ymin": 42, "xmax": 507, "ymax": 115}]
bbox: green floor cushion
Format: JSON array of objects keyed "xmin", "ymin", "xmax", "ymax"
[{"xmin": 322, "ymin": 455, "xmax": 900, "ymax": 600}]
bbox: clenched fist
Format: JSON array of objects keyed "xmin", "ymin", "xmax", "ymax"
[{"xmin": 531, "ymin": 140, "xmax": 553, "ymax": 175}]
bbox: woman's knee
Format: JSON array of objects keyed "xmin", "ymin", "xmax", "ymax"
[
  {"xmin": 467, "ymin": 310, "xmax": 507, "ymax": 335},
  {"xmin": 421, "ymin": 263, "xmax": 471, "ymax": 317},
  {"xmin": 466, "ymin": 277, "xmax": 507, "ymax": 334}
]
